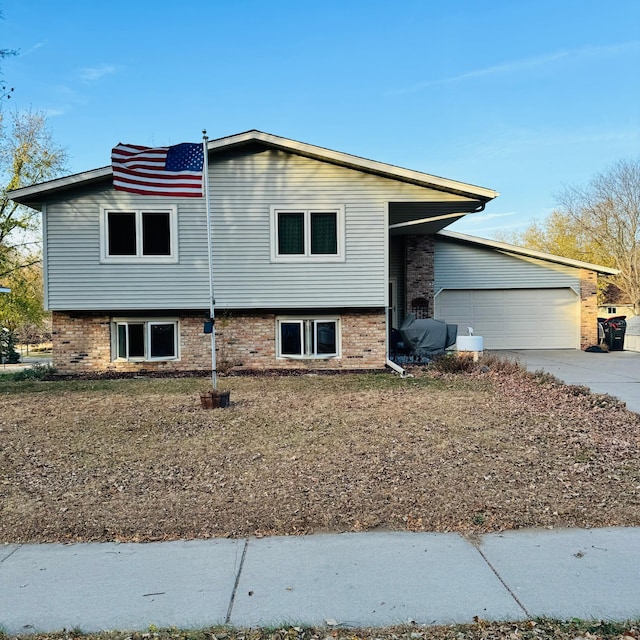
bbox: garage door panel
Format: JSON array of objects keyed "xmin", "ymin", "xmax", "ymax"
[{"xmin": 435, "ymin": 288, "xmax": 578, "ymax": 349}]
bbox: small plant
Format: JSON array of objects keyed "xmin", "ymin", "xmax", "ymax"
[
  {"xmin": 472, "ymin": 513, "xmax": 486, "ymax": 525},
  {"xmin": 11, "ymin": 362, "xmax": 56, "ymax": 381},
  {"xmin": 429, "ymin": 352, "xmax": 477, "ymax": 374}
]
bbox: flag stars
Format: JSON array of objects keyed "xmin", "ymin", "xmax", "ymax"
[{"xmin": 165, "ymin": 143, "xmax": 204, "ymax": 172}]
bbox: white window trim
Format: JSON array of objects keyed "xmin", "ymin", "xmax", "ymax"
[
  {"xmin": 270, "ymin": 205, "xmax": 345, "ymax": 263},
  {"xmin": 100, "ymin": 206, "xmax": 178, "ymax": 264},
  {"xmin": 111, "ymin": 317, "xmax": 180, "ymax": 362},
  {"xmin": 275, "ymin": 316, "xmax": 341, "ymax": 359}
]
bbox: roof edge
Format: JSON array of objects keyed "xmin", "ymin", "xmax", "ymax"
[
  {"xmin": 207, "ymin": 130, "xmax": 500, "ymax": 201},
  {"xmin": 437, "ymin": 229, "xmax": 620, "ymax": 275},
  {"xmin": 8, "ymin": 166, "xmax": 112, "ymax": 202},
  {"xmin": 9, "ymin": 130, "xmax": 499, "ymax": 204}
]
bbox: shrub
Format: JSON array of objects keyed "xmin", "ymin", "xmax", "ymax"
[
  {"xmin": 429, "ymin": 352, "xmax": 478, "ymax": 374},
  {"xmin": 10, "ymin": 362, "xmax": 56, "ymax": 381}
]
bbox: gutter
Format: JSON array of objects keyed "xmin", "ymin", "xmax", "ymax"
[{"xmin": 388, "ymin": 203, "xmax": 486, "ymax": 231}]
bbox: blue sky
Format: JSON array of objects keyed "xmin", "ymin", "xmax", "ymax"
[{"xmin": 3, "ymin": 0, "xmax": 640, "ymax": 237}]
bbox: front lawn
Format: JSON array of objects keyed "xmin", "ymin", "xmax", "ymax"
[{"xmin": 1, "ymin": 360, "xmax": 638, "ymax": 543}]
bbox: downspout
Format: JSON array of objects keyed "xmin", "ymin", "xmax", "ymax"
[
  {"xmin": 386, "ymin": 357, "xmax": 409, "ymax": 378},
  {"xmin": 385, "ymin": 307, "xmax": 409, "ymax": 377}
]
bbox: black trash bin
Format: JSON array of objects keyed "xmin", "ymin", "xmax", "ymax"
[{"xmin": 600, "ymin": 316, "xmax": 627, "ymax": 351}]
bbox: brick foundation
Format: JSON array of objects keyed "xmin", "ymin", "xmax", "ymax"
[
  {"xmin": 579, "ymin": 269, "xmax": 599, "ymax": 349},
  {"xmin": 51, "ymin": 309, "xmax": 387, "ymax": 374}
]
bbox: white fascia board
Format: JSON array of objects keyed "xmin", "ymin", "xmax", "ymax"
[
  {"xmin": 8, "ymin": 166, "xmax": 111, "ymax": 202},
  {"xmin": 437, "ymin": 229, "xmax": 620, "ymax": 275},
  {"xmin": 10, "ymin": 130, "xmax": 500, "ymax": 203},
  {"xmin": 207, "ymin": 130, "xmax": 500, "ymax": 201}
]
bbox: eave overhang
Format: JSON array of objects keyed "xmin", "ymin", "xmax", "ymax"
[
  {"xmin": 437, "ymin": 229, "xmax": 620, "ymax": 276},
  {"xmin": 8, "ymin": 130, "xmax": 499, "ymax": 209}
]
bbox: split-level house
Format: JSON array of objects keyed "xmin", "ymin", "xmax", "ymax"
[{"xmin": 8, "ymin": 130, "xmax": 616, "ymax": 375}]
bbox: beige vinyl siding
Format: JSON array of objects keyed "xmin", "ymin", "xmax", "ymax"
[
  {"xmin": 45, "ymin": 149, "xmax": 477, "ymax": 311},
  {"xmin": 434, "ymin": 239, "xmax": 581, "ymax": 291}
]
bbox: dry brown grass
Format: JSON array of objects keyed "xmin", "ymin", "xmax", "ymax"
[
  {"xmin": 1, "ymin": 361, "xmax": 639, "ymax": 543},
  {"xmin": 3, "ymin": 619, "xmax": 640, "ymax": 640}
]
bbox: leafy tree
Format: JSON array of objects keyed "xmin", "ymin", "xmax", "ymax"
[
  {"xmin": 0, "ymin": 109, "xmax": 68, "ymax": 279},
  {"xmin": 497, "ymin": 159, "xmax": 640, "ymax": 312},
  {"xmin": 0, "ymin": 256, "xmax": 47, "ymax": 340}
]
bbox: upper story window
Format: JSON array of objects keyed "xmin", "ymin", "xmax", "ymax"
[
  {"xmin": 101, "ymin": 207, "xmax": 178, "ymax": 263},
  {"xmin": 270, "ymin": 206, "xmax": 345, "ymax": 262}
]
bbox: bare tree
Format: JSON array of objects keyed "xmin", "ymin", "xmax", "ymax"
[
  {"xmin": 1, "ymin": 8, "xmax": 17, "ymax": 104},
  {"xmin": 556, "ymin": 159, "xmax": 640, "ymax": 313}
]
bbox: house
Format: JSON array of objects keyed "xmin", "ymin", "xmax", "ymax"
[
  {"xmin": 597, "ymin": 283, "xmax": 636, "ymax": 319},
  {"xmin": 8, "ymin": 130, "xmax": 616, "ymax": 375}
]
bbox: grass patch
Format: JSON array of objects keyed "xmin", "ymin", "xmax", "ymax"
[
  {"xmin": 1, "ymin": 619, "xmax": 639, "ymax": 640},
  {"xmin": 1, "ymin": 365, "xmax": 639, "ymax": 543}
]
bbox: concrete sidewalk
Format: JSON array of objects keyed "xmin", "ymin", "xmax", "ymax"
[
  {"xmin": 2, "ymin": 528, "xmax": 640, "ymax": 634},
  {"xmin": 498, "ymin": 349, "xmax": 640, "ymax": 414}
]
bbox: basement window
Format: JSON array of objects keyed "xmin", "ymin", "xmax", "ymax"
[
  {"xmin": 276, "ymin": 317, "xmax": 340, "ymax": 358},
  {"xmin": 113, "ymin": 319, "xmax": 179, "ymax": 361}
]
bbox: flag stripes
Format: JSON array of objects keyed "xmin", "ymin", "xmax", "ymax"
[{"xmin": 111, "ymin": 143, "xmax": 204, "ymax": 197}]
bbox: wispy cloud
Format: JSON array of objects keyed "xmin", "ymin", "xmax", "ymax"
[
  {"xmin": 79, "ymin": 64, "xmax": 116, "ymax": 82},
  {"xmin": 44, "ymin": 108, "xmax": 66, "ymax": 118},
  {"xmin": 391, "ymin": 41, "xmax": 640, "ymax": 96},
  {"xmin": 460, "ymin": 211, "xmax": 514, "ymax": 225},
  {"xmin": 18, "ymin": 41, "xmax": 46, "ymax": 57}
]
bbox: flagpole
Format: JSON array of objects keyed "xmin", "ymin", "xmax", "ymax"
[{"xmin": 202, "ymin": 130, "xmax": 217, "ymax": 390}]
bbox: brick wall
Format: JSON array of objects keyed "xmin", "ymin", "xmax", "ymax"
[
  {"xmin": 405, "ymin": 235, "xmax": 434, "ymax": 318},
  {"xmin": 52, "ymin": 311, "xmax": 212, "ymax": 374},
  {"xmin": 51, "ymin": 308, "xmax": 387, "ymax": 374},
  {"xmin": 218, "ymin": 309, "xmax": 386, "ymax": 371},
  {"xmin": 579, "ymin": 269, "xmax": 599, "ymax": 348}
]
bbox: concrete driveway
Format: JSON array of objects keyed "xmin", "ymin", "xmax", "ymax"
[{"xmin": 498, "ymin": 349, "xmax": 640, "ymax": 415}]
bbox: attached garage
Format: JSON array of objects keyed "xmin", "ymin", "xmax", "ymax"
[
  {"xmin": 435, "ymin": 288, "xmax": 579, "ymax": 349},
  {"xmin": 433, "ymin": 230, "xmax": 618, "ymax": 350}
]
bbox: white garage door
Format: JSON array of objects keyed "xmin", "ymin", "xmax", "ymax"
[{"xmin": 435, "ymin": 288, "xmax": 579, "ymax": 349}]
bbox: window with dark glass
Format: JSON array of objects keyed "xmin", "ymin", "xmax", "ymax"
[
  {"xmin": 310, "ymin": 212, "xmax": 337, "ymax": 255},
  {"xmin": 108, "ymin": 212, "xmax": 137, "ymax": 255},
  {"xmin": 142, "ymin": 212, "xmax": 171, "ymax": 255},
  {"xmin": 274, "ymin": 208, "xmax": 341, "ymax": 258},
  {"xmin": 280, "ymin": 321, "xmax": 304, "ymax": 355},
  {"xmin": 105, "ymin": 209, "xmax": 174, "ymax": 259},
  {"xmin": 277, "ymin": 212, "xmax": 305, "ymax": 255},
  {"xmin": 149, "ymin": 323, "xmax": 176, "ymax": 358},
  {"xmin": 115, "ymin": 321, "xmax": 177, "ymax": 361},
  {"xmin": 314, "ymin": 321, "xmax": 337, "ymax": 354},
  {"xmin": 277, "ymin": 318, "xmax": 338, "ymax": 358}
]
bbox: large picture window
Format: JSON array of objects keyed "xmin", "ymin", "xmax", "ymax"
[
  {"xmin": 113, "ymin": 319, "xmax": 179, "ymax": 361},
  {"xmin": 271, "ymin": 206, "xmax": 344, "ymax": 261},
  {"xmin": 101, "ymin": 207, "xmax": 178, "ymax": 263},
  {"xmin": 276, "ymin": 317, "xmax": 340, "ymax": 358}
]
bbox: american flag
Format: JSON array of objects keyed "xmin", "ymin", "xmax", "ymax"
[{"xmin": 111, "ymin": 142, "xmax": 204, "ymax": 197}]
